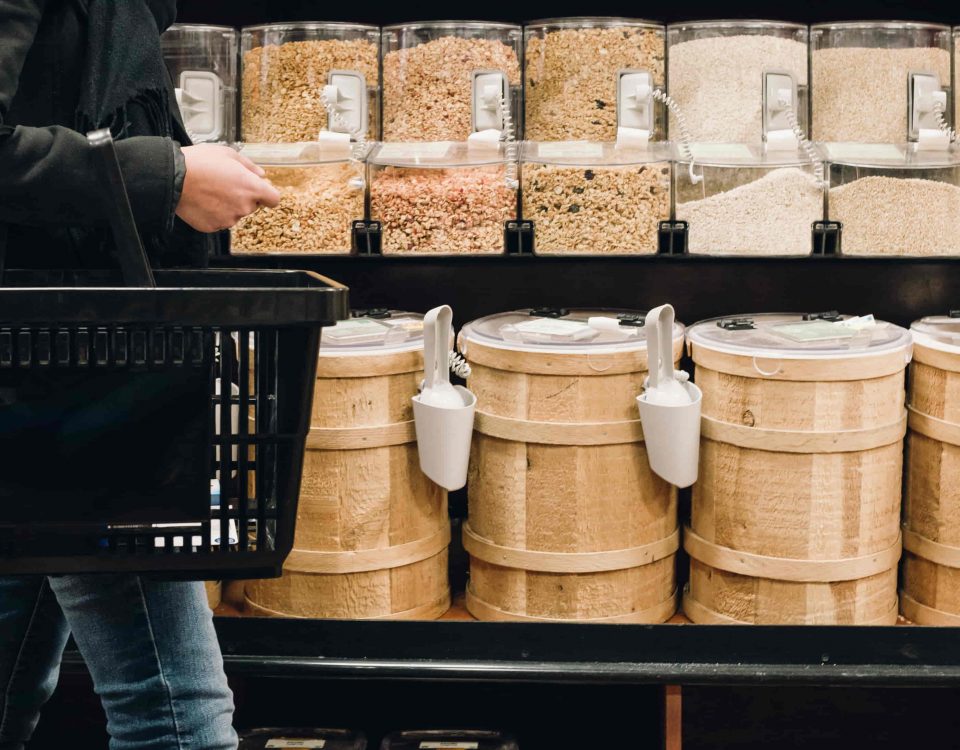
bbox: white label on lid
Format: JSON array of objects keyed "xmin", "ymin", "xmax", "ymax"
[
  {"xmin": 770, "ymin": 321, "xmax": 857, "ymax": 343},
  {"xmin": 376, "ymin": 142, "xmax": 452, "ymax": 161},
  {"xmin": 825, "ymin": 144, "xmax": 905, "ymax": 163},
  {"xmin": 324, "ymin": 318, "xmax": 390, "ymax": 341},
  {"xmin": 265, "ymin": 741, "xmax": 326, "ymax": 749},
  {"xmin": 537, "ymin": 141, "xmax": 605, "ymax": 159},
  {"xmin": 381, "ymin": 317, "xmax": 424, "ymax": 334},
  {"xmin": 419, "ymin": 743, "xmax": 480, "ymax": 749},
  {"xmin": 513, "ymin": 318, "xmax": 593, "ymax": 337},
  {"xmin": 689, "ymin": 144, "xmax": 753, "ymax": 160}
]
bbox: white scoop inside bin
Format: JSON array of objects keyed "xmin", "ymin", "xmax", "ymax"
[
  {"xmin": 637, "ymin": 304, "xmax": 702, "ymax": 488},
  {"xmin": 413, "ymin": 305, "xmax": 477, "ymax": 491}
]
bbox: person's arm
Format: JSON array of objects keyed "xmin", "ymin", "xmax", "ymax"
[{"xmin": 0, "ymin": 0, "xmax": 278, "ymax": 233}]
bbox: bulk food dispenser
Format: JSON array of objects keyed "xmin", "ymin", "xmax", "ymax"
[
  {"xmin": 381, "ymin": 21, "xmax": 522, "ymax": 142},
  {"xmin": 524, "ymin": 17, "xmax": 666, "ymax": 142},
  {"xmin": 674, "ymin": 144, "xmax": 825, "ymax": 256},
  {"xmin": 368, "ymin": 142, "xmax": 518, "ymax": 255},
  {"xmin": 811, "ymin": 22, "xmax": 952, "ymax": 144},
  {"xmin": 230, "ymin": 142, "xmax": 365, "ymax": 255},
  {"xmin": 241, "ymin": 23, "xmax": 380, "ymax": 142},
  {"xmin": 666, "ymin": 20, "xmax": 809, "ymax": 144},
  {"xmin": 160, "ymin": 24, "xmax": 239, "ymax": 143},
  {"xmin": 826, "ymin": 145, "xmax": 960, "ymax": 256},
  {"xmin": 520, "ymin": 141, "xmax": 671, "ymax": 254}
]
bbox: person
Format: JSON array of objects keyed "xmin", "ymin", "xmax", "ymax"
[{"xmin": 0, "ymin": 1, "xmax": 280, "ymax": 748}]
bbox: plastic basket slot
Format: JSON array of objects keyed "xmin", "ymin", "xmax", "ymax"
[
  {"xmin": 36, "ymin": 330, "xmax": 51, "ymax": 367},
  {"xmin": 94, "ymin": 328, "xmax": 109, "ymax": 367},
  {"xmin": 113, "ymin": 328, "xmax": 128, "ymax": 367},
  {"xmin": 151, "ymin": 329, "xmax": 166, "ymax": 366},
  {"xmin": 131, "ymin": 330, "xmax": 147, "ymax": 366},
  {"xmin": 75, "ymin": 328, "xmax": 90, "ymax": 366},
  {"xmin": 171, "ymin": 329, "xmax": 185, "ymax": 365},
  {"xmin": 16, "ymin": 330, "xmax": 30, "ymax": 367},
  {"xmin": 190, "ymin": 328, "xmax": 204, "ymax": 366},
  {"xmin": 0, "ymin": 329, "xmax": 14, "ymax": 368},
  {"xmin": 55, "ymin": 329, "xmax": 70, "ymax": 366}
]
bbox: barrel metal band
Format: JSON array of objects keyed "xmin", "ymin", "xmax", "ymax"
[
  {"xmin": 285, "ymin": 524, "xmax": 451, "ymax": 574},
  {"xmin": 701, "ymin": 412, "xmax": 907, "ymax": 454},
  {"xmin": 912, "ymin": 343, "xmax": 960, "ymax": 374},
  {"xmin": 474, "ymin": 411, "xmax": 643, "ymax": 446},
  {"xmin": 908, "ymin": 407, "xmax": 960, "ymax": 448},
  {"xmin": 900, "ymin": 590, "xmax": 960, "ymax": 626},
  {"xmin": 244, "ymin": 594, "xmax": 451, "ymax": 621},
  {"xmin": 307, "ymin": 420, "xmax": 417, "ymax": 450},
  {"xmin": 691, "ymin": 344, "xmax": 910, "ymax": 382},
  {"xmin": 903, "ymin": 526, "xmax": 960, "ymax": 570},
  {"xmin": 465, "ymin": 586, "xmax": 678, "ymax": 624},
  {"xmin": 683, "ymin": 587, "xmax": 899, "ymax": 625},
  {"xmin": 684, "ymin": 526, "xmax": 902, "ymax": 582},
  {"xmin": 463, "ymin": 523, "xmax": 679, "ymax": 573}
]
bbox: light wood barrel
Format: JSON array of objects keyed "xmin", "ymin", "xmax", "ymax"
[
  {"xmin": 246, "ymin": 339, "xmax": 451, "ymax": 620},
  {"xmin": 685, "ymin": 316, "xmax": 911, "ymax": 625},
  {"xmin": 462, "ymin": 317, "xmax": 682, "ymax": 623},
  {"xmin": 204, "ymin": 581, "xmax": 222, "ymax": 610},
  {"xmin": 902, "ymin": 333, "xmax": 960, "ymax": 625}
]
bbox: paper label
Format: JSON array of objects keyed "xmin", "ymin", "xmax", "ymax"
[
  {"xmin": 825, "ymin": 144, "xmax": 904, "ymax": 163},
  {"xmin": 376, "ymin": 142, "xmax": 452, "ymax": 161},
  {"xmin": 265, "ymin": 741, "xmax": 326, "ymax": 749},
  {"xmin": 419, "ymin": 743, "xmax": 480, "ymax": 749},
  {"xmin": 689, "ymin": 143, "xmax": 754, "ymax": 160},
  {"xmin": 770, "ymin": 321, "xmax": 856, "ymax": 343},
  {"xmin": 513, "ymin": 318, "xmax": 592, "ymax": 337},
  {"xmin": 324, "ymin": 318, "xmax": 390, "ymax": 342},
  {"xmin": 537, "ymin": 141, "xmax": 604, "ymax": 159},
  {"xmin": 381, "ymin": 316, "xmax": 425, "ymax": 334}
]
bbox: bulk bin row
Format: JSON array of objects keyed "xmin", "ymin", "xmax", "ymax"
[{"xmin": 219, "ymin": 306, "xmax": 960, "ymax": 626}]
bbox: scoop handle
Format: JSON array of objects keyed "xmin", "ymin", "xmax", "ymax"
[
  {"xmin": 422, "ymin": 305, "xmax": 453, "ymax": 391},
  {"xmin": 644, "ymin": 304, "xmax": 675, "ymax": 389}
]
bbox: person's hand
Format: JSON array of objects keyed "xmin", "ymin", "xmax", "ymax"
[{"xmin": 175, "ymin": 145, "xmax": 280, "ymax": 232}]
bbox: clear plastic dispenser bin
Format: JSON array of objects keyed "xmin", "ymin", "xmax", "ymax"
[
  {"xmin": 811, "ymin": 22, "xmax": 952, "ymax": 143},
  {"xmin": 666, "ymin": 20, "xmax": 809, "ymax": 143},
  {"xmin": 381, "ymin": 21, "xmax": 522, "ymax": 142},
  {"xmin": 380, "ymin": 730, "xmax": 519, "ymax": 750},
  {"xmin": 239, "ymin": 729, "xmax": 367, "ymax": 750},
  {"xmin": 369, "ymin": 142, "xmax": 518, "ymax": 255},
  {"xmin": 683, "ymin": 313, "xmax": 912, "ymax": 626},
  {"xmin": 230, "ymin": 143, "xmax": 365, "ymax": 255},
  {"xmin": 525, "ymin": 17, "xmax": 666, "ymax": 141},
  {"xmin": 521, "ymin": 141, "xmax": 671, "ymax": 254},
  {"xmin": 826, "ymin": 144, "xmax": 960, "ymax": 256},
  {"xmin": 674, "ymin": 143, "xmax": 824, "ymax": 256},
  {"xmin": 161, "ymin": 24, "xmax": 239, "ymax": 143},
  {"xmin": 241, "ymin": 23, "xmax": 380, "ymax": 142}
]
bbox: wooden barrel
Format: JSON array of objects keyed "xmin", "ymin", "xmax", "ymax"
[
  {"xmin": 460, "ymin": 309, "xmax": 682, "ymax": 623},
  {"xmin": 245, "ymin": 313, "xmax": 451, "ymax": 620},
  {"xmin": 684, "ymin": 313, "xmax": 912, "ymax": 625},
  {"xmin": 901, "ymin": 317, "xmax": 960, "ymax": 625},
  {"xmin": 204, "ymin": 581, "xmax": 222, "ymax": 610}
]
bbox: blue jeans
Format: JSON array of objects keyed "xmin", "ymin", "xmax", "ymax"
[{"xmin": 0, "ymin": 575, "xmax": 237, "ymax": 749}]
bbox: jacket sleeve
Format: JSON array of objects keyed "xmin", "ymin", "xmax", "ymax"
[{"xmin": 0, "ymin": 0, "xmax": 180, "ymax": 230}]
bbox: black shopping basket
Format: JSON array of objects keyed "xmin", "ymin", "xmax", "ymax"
[{"xmin": 0, "ymin": 130, "xmax": 348, "ymax": 579}]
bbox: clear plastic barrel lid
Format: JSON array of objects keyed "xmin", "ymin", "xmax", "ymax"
[
  {"xmin": 239, "ymin": 728, "xmax": 366, "ymax": 750},
  {"xmin": 161, "ymin": 24, "xmax": 239, "ymax": 143},
  {"xmin": 911, "ymin": 314, "xmax": 960, "ymax": 353},
  {"xmin": 320, "ymin": 310, "xmax": 425, "ymax": 353},
  {"xmin": 461, "ymin": 308, "xmax": 683, "ymax": 352},
  {"xmin": 688, "ymin": 313, "xmax": 911, "ymax": 358}
]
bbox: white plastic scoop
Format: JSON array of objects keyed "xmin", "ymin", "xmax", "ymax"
[
  {"xmin": 636, "ymin": 304, "xmax": 702, "ymax": 488},
  {"xmin": 412, "ymin": 305, "xmax": 477, "ymax": 491}
]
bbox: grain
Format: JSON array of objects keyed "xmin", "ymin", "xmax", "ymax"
[
  {"xmin": 829, "ymin": 175, "xmax": 960, "ymax": 256},
  {"xmin": 812, "ymin": 47, "xmax": 950, "ymax": 142},
  {"xmin": 521, "ymin": 162, "xmax": 670, "ymax": 254},
  {"xmin": 382, "ymin": 37, "xmax": 521, "ymax": 142},
  {"xmin": 677, "ymin": 167, "xmax": 822, "ymax": 255},
  {"xmin": 667, "ymin": 35, "xmax": 808, "ymax": 143},
  {"xmin": 231, "ymin": 163, "xmax": 364, "ymax": 254},
  {"xmin": 525, "ymin": 26, "xmax": 665, "ymax": 141},
  {"xmin": 371, "ymin": 166, "xmax": 516, "ymax": 254},
  {"xmin": 242, "ymin": 39, "xmax": 379, "ymax": 142}
]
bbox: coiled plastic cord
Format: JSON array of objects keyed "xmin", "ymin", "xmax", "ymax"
[
  {"xmin": 934, "ymin": 100, "xmax": 959, "ymax": 142},
  {"xmin": 499, "ymin": 91, "xmax": 520, "ymax": 190},
  {"xmin": 779, "ymin": 93, "xmax": 826, "ymax": 188},
  {"xmin": 652, "ymin": 89, "xmax": 702, "ymax": 185},
  {"xmin": 449, "ymin": 351, "xmax": 472, "ymax": 379}
]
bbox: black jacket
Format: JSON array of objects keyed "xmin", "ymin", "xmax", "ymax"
[{"xmin": 0, "ymin": 0, "xmax": 211, "ymax": 270}]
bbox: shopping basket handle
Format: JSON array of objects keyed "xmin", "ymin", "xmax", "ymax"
[{"xmin": 86, "ymin": 129, "xmax": 156, "ymax": 288}]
